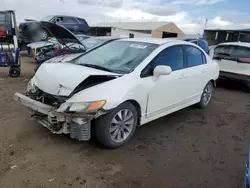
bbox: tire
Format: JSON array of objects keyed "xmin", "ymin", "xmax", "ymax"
[
  {"xmin": 39, "ymin": 29, "xmax": 48, "ymax": 41},
  {"xmin": 246, "ymin": 81, "xmax": 250, "ymax": 88},
  {"xmin": 95, "ymin": 102, "xmax": 138, "ymax": 149},
  {"xmin": 197, "ymin": 81, "xmax": 213, "ymax": 109},
  {"xmin": 9, "ymin": 67, "xmax": 21, "ymax": 77}
]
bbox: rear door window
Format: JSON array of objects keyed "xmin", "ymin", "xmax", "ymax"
[
  {"xmin": 62, "ymin": 17, "xmax": 79, "ymax": 24},
  {"xmin": 183, "ymin": 45, "xmax": 205, "ymax": 67}
]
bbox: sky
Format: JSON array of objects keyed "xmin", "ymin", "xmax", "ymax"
[{"xmin": 0, "ymin": 0, "xmax": 249, "ymax": 34}]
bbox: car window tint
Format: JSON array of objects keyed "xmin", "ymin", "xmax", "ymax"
[
  {"xmin": 231, "ymin": 46, "xmax": 250, "ymax": 58},
  {"xmin": 214, "ymin": 45, "xmax": 231, "ymax": 55},
  {"xmin": 78, "ymin": 18, "xmax": 87, "ymax": 24},
  {"xmin": 184, "ymin": 46, "xmax": 204, "ymax": 67},
  {"xmin": 63, "ymin": 17, "xmax": 78, "ymax": 24},
  {"xmin": 154, "ymin": 46, "xmax": 184, "ymax": 71}
]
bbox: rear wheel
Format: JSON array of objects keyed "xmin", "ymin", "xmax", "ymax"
[
  {"xmin": 95, "ymin": 102, "xmax": 138, "ymax": 149},
  {"xmin": 197, "ymin": 81, "xmax": 213, "ymax": 109},
  {"xmin": 9, "ymin": 67, "xmax": 21, "ymax": 77}
]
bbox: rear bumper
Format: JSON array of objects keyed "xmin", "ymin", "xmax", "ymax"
[
  {"xmin": 219, "ymin": 71, "xmax": 250, "ymax": 83},
  {"xmin": 13, "ymin": 92, "xmax": 91, "ymax": 141}
]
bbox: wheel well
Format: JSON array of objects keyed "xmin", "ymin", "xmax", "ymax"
[
  {"xmin": 126, "ymin": 100, "xmax": 141, "ymax": 125},
  {"xmin": 210, "ymin": 79, "xmax": 216, "ymax": 87}
]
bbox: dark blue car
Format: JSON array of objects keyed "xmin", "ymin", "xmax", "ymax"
[
  {"xmin": 184, "ymin": 38, "xmax": 209, "ymax": 54},
  {"xmin": 18, "ymin": 15, "xmax": 89, "ymax": 44},
  {"xmin": 39, "ymin": 15, "xmax": 89, "ymax": 34}
]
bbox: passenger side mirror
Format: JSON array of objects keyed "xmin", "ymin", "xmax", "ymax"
[{"xmin": 153, "ymin": 65, "xmax": 172, "ymax": 77}]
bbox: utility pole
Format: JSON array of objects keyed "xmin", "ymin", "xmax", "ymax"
[
  {"xmin": 203, "ymin": 18, "xmax": 208, "ymax": 38},
  {"xmin": 204, "ymin": 18, "xmax": 208, "ymax": 30}
]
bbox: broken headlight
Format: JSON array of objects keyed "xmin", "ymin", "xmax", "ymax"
[
  {"xmin": 26, "ymin": 79, "xmax": 37, "ymax": 94},
  {"xmin": 57, "ymin": 100, "xmax": 106, "ymax": 113}
]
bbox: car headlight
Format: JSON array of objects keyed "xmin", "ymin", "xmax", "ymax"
[
  {"xmin": 26, "ymin": 79, "xmax": 37, "ymax": 93},
  {"xmin": 57, "ymin": 100, "xmax": 106, "ymax": 113}
]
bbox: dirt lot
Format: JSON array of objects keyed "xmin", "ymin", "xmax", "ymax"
[{"xmin": 0, "ymin": 56, "xmax": 249, "ymax": 188}]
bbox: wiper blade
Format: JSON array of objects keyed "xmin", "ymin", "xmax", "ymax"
[{"xmin": 80, "ymin": 63, "xmax": 118, "ymax": 73}]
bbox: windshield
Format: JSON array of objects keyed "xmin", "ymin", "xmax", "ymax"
[
  {"xmin": 74, "ymin": 41, "xmax": 158, "ymax": 73},
  {"xmin": 82, "ymin": 37, "xmax": 107, "ymax": 49},
  {"xmin": 40, "ymin": 16, "xmax": 54, "ymax": 22}
]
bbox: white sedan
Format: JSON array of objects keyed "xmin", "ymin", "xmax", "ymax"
[{"xmin": 14, "ymin": 38, "xmax": 219, "ymax": 148}]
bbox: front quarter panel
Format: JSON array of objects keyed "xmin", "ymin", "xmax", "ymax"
[{"xmin": 66, "ymin": 74, "xmax": 148, "ymax": 115}]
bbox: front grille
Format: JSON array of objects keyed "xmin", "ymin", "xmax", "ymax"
[{"xmin": 27, "ymin": 88, "xmax": 68, "ymax": 107}]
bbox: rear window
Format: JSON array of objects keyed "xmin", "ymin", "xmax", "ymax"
[
  {"xmin": 214, "ymin": 45, "xmax": 232, "ymax": 55},
  {"xmin": 231, "ymin": 46, "xmax": 250, "ymax": 58}
]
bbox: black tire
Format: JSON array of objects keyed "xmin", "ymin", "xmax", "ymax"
[
  {"xmin": 246, "ymin": 81, "xmax": 250, "ymax": 88},
  {"xmin": 94, "ymin": 102, "xmax": 138, "ymax": 149},
  {"xmin": 9, "ymin": 67, "xmax": 21, "ymax": 77},
  {"xmin": 197, "ymin": 81, "xmax": 213, "ymax": 109}
]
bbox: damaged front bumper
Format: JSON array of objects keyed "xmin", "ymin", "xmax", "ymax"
[{"xmin": 13, "ymin": 92, "xmax": 96, "ymax": 141}]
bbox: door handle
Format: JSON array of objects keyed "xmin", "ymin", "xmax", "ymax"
[
  {"xmin": 202, "ymin": 69, "xmax": 208, "ymax": 73},
  {"xmin": 178, "ymin": 75, "xmax": 187, "ymax": 79}
]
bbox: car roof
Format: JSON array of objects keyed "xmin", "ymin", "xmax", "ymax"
[
  {"xmin": 218, "ymin": 42, "xmax": 250, "ymax": 48},
  {"xmin": 118, "ymin": 38, "xmax": 185, "ymax": 45}
]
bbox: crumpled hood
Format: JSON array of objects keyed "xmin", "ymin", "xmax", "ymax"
[{"xmin": 33, "ymin": 62, "xmax": 120, "ymax": 96}]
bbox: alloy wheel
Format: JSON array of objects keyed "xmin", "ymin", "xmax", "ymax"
[
  {"xmin": 202, "ymin": 84, "xmax": 212, "ymax": 106},
  {"xmin": 110, "ymin": 109, "xmax": 135, "ymax": 143}
]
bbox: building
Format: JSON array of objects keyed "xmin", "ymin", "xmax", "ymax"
[
  {"xmin": 88, "ymin": 22, "xmax": 185, "ymax": 38},
  {"xmin": 203, "ymin": 29, "xmax": 250, "ymax": 45}
]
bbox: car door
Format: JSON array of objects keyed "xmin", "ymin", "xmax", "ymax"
[
  {"xmin": 182, "ymin": 45, "xmax": 210, "ymax": 100},
  {"xmin": 141, "ymin": 45, "xmax": 189, "ymax": 119}
]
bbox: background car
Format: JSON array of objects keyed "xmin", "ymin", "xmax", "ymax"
[
  {"xmin": 184, "ymin": 38, "xmax": 209, "ymax": 54},
  {"xmin": 212, "ymin": 42, "xmax": 250, "ymax": 87},
  {"xmin": 27, "ymin": 34, "xmax": 91, "ymax": 58},
  {"xmin": 18, "ymin": 15, "xmax": 89, "ymax": 44},
  {"xmin": 169, "ymin": 37, "xmax": 210, "ymax": 54},
  {"xmin": 33, "ymin": 23, "xmax": 120, "ymax": 72},
  {"xmin": 14, "ymin": 38, "xmax": 219, "ymax": 148}
]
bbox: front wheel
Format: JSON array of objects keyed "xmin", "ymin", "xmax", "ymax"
[
  {"xmin": 95, "ymin": 102, "xmax": 138, "ymax": 149},
  {"xmin": 197, "ymin": 81, "xmax": 213, "ymax": 109}
]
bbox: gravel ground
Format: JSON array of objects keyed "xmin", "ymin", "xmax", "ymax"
[{"xmin": 0, "ymin": 56, "xmax": 249, "ymax": 188}]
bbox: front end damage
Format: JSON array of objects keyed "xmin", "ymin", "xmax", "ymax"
[{"xmin": 13, "ymin": 90, "xmax": 106, "ymax": 141}]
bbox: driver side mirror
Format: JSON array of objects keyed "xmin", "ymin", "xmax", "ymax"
[{"xmin": 153, "ymin": 65, "xmax": 172, "ymax": 77}]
